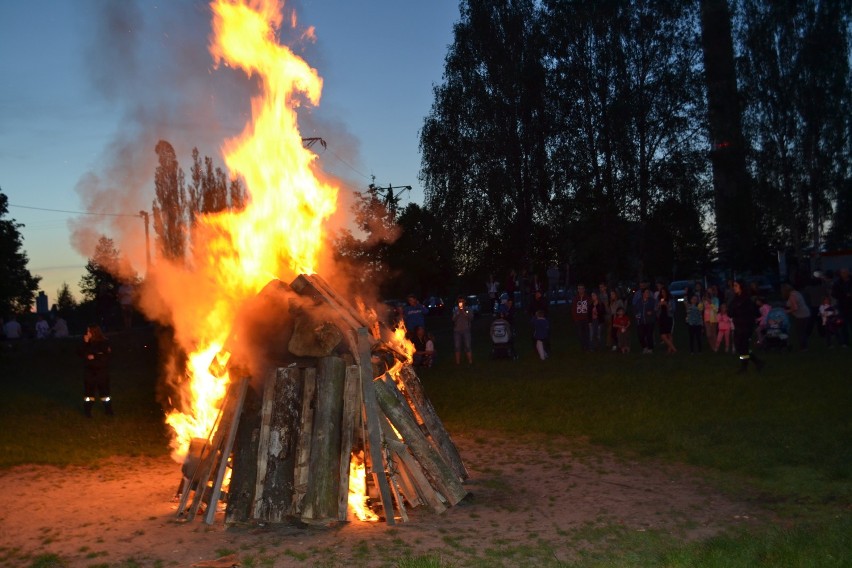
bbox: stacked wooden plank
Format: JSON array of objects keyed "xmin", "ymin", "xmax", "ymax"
[{"xmin": 176, "ymin": 274, "xmax": 468, "ymax": 526}]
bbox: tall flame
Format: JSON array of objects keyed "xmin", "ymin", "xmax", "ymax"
[{"xmin": 164, "ymin": 0, "xmax": 337, "ymax": 461}]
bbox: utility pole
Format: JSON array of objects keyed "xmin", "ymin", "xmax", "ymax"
[
  {"xmin": 139, "ymin": 210, "xmax": 150, "ymax": 276},
  {"xmin": 368, "ymin": 177, "xmax": 411, "ymax": 219}
]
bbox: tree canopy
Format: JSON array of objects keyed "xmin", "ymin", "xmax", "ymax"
[
  {"xmin": 0, "ymin": 188, "xmax": 41, "ymax": 315},
  {"xmin": 417, "ymin": 0, "xmax": 850, "ymax": 287}
]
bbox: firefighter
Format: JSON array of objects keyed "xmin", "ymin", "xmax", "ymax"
[{"xmin": 78, "ymin": 324, "xmax": 113, "ymax": 417}]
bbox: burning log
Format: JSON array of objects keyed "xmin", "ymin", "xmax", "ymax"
[{"xmin": 181, "ymin": 274, "xmax": 467, "ymax": 527}]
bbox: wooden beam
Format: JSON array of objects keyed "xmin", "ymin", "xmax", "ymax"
[{"xmin": 357, "ymin": 328, "xmax": 396, "ymax": 524}]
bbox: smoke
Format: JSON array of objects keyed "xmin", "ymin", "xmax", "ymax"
[
  {"xmin": 73, "ymin": 1, "xmax": 391, "ymax": 448},
  {"xmin": 72, "ymin": 0, "xmax": 365, "ymax": 271}
]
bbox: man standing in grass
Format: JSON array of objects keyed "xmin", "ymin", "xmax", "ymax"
[{"xmin": 730, "ymin": 280, "xmax": 764, "ymax": 374}]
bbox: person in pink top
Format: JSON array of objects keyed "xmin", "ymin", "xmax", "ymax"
[
  {"xmin": 702, "ymin": 290, "xmax": 719, "ymax": 350},
  {"xmin": 715, "ymin": 303, "xmax": 734, "ymax": 353}
]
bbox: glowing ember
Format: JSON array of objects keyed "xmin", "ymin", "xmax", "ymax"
[{"xmin": 164, "ymin": 0, "xmax": 337, "ymax": 461}]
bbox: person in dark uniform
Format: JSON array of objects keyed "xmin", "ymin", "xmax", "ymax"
[
  {"xmin": 78, "ymin": 324, "xmax": 113, "ymax": 416},
  {"xmin": 729, "ymin": 280, "xmax": 765, "ymax": 374}
]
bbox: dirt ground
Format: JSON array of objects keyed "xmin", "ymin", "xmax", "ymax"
[{"xmin": 0, "ymin": 431, "xmax": 766, "ymax": 567}]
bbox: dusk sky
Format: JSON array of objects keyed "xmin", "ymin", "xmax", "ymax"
[{"xmin": 0, "ymin": 0, "xmax": 458, "ymax": 303}]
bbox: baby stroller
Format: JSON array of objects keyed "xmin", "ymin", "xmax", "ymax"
[
  {"xmin": 762, "ymin": 306, "xmax": 790, "ymax": 351},
  {"xmin": 490, "ymin": 316, "xmax": 516, "ymax": 359}
]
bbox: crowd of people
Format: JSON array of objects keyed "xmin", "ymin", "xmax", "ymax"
[{"xmin": 403, "ymin": 266, "xmax": 852, "ymax": 373}]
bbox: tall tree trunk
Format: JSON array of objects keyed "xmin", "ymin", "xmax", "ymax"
[{"xmin": 699, "ymin": 0, "xmax": 754, "ymax": 271}]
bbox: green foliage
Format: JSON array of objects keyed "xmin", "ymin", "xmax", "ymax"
[
  {"xmin": 78, "ymin": 235, "xmax": 123, "ymax": 303},
  {"xmin": 737, "ymin": 0, "xmax": 852, "ymax": 259},
  {"xmin": 420, "ymin": 1, "xmax": 713, "ymax": 285},
  {"xmin": 152, "ymin": 139, "xmax": 187, "ymax": 262},
  {"xmin": 0, "ymin": 188, "xmax": 41, "ymax": 315}
]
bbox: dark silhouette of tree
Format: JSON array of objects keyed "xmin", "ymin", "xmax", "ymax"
[
  {"xmin": 385, "ymin": 204, "xmax": 456, "ymax": 298},
  {"xmin": 545, "ymin": 0, "xmax": 710, "ymax": 281},
  {"xmin": 334, "ymin": 184, "xmax": 401, "ymax": 292},
  {"xmin": 152, "ymin": 140, "xmax": 187, "ymax": 262},
  {"xmin": 737, "ymin": 0, "xmax": 852, "ymax": 263},
  {"xmin": 55, "ymin": 282, "xmax": 77, "ymax": 315},
  {"xmin": 0, "ymin": 188, "xmax": 41, "ymax": 315},
  {"xmin": 699, "ymin": 0, "xmax": 757, "ymax": 271},
  {"xmin": 79, "ymin": 236, "xmax": 122, "ymax": 302},
  {"xmin": 420, "ymin": 0, "xmax": 549, "ymax": 277}
]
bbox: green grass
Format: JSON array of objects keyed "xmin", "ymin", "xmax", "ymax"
[
  {"xmin": 1, "ymin": 312, "xmax": 850, "ymax": 566},
  {"xmin": 0, "ymin": 328, "xmax": 169, "ymax": 466}
]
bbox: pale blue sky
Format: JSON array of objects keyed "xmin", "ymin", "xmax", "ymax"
[{"xmin": 0, "ymin": 0, "xmax": 458, "ymax": 303}]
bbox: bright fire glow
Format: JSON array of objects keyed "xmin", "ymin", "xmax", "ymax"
[
  {"xmin": 164, "ymin": 0, "xmax": 337, "ymax": 461},
  {"xmin": 348, "ymin": 451, "xmax": 379, "ymax": 521}
]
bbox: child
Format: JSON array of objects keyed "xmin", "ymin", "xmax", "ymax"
[
  {"xmin": 685, "ymin": 295, "xmax": 703, "ymax": 353},
  {"xmin": 612, "ymin": 307, "xmax": 631, "ymax": 353},
  {"xmin": 715, "ymin": 303, "xmax": 733, "ymax": 353},
  {"xmin": 818, "ymin": 296, "xmax": 841, "ymax": 347},
  {"xmin": 532, "ymin": 309, "xmax": 550, "ymax": 360}
]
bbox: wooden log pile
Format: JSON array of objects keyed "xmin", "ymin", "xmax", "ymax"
[{"xmin": 176, "ymin": 274, "xmax": 468, "ymax": 526}]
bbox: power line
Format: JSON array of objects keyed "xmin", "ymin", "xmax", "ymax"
[
  {"xmin": 323, "ymin": 148, "xmax": 372, "ymax": 180},
  {"xmin": 9, "ymin": 203, "xmax": 142, "ymax": 218}
]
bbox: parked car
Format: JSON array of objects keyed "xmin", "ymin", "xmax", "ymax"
[
  {"xmin": 668, "ymin": 280, "xmax": 693, "ymax": 303},
  {"xmin": 424, "ymin": 296, "xmax": 445, "ymax": 316}
]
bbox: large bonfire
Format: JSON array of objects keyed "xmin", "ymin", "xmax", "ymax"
[{"xmin": 144, "ymin": 0, "xmax": 338, "ymax": 463}]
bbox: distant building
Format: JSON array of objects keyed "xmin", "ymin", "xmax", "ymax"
[{"xmin": 36, "ymin": 291, "xmax": 49, "ymax": 314}]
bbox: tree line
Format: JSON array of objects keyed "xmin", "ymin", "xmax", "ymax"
[{"xmin": 417, "ymin": 0, "xmax": 851, "ymax": 293}]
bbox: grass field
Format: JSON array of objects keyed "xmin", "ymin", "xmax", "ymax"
[{"xmin": 1, "ymin": 305, "xmax": 850, "ymax": 567}]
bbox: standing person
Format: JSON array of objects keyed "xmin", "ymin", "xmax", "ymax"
[
  {"xmin": 78, "ymin": 324, "xmax": 113, "ymax": 417},
  {"xmin": 452, "ymin": 296, "xmax": 474, "ymax": 365},
  {"xmin": 832, "ymin": 268, "xmax": 852, "ymax": 347},
  {"xmin": 715, "ymin": 304, "xmax": 733, "ymax": 353},
  {"xmin": 3, "ymin": 315, "xmax": 22, "ymax": 341},
  {"xmin": 685, "ymin": 295, "xmax": 703, "ymax": 353},
  {"xmin": 402, "ymin": 294, "xmax": 429, "ymax": 340},
  {"xmin": 598, "ymin": 283, "xmax": 612, "ymax": 348},
  {"xmin": 783, "ymin": 283, "xmax": 811, "ymax": 350},
  {"xmin": 588, "ymin": 291, "xmax": 606, "ymax": 351},
  {"xmin": 817, "ymin": 295, "xmax": 841, "ymax": 348},
  {"xmin": 608, "ymin": 290, "xmax": 625, "ymax": 351},
  {"xmin": 571, "ymin": 284, "xmax": 591, "ymax": 352},
  {"xmin": 527, "ymin": 289, "xmax": 549, "ymax": 317},
  {"xmin": 505, "ymin": 270, "xmax": 517, "ymax": 306},
  {"xmin": 52, "ymin": 316, "xmax": 69, "ymax": 338},
  {"xmin": 657, "ymin": 287, "xmax": 677, "ymax": 354},
  {"xmin": 547, "ymin": 263, "xmax": 560, "ymax": 301},
  {"xmin": 35, "ymin": 315, "xmax": 50, "ymax": 339},
  {"xmin": 486, "ymin": 275, "xmax": 500, "ymax": 315},
  {"xmin": 612, "ymin": 306, "xmax": 631, "ymax": 353},
  {"xmin": 730, "ymin": 280, "xmax": 764, "ymax": 373},
  {"xmin": 703, "ymin": 290, "xmax": 719, "ymax": 351},
  {"xmin": 532, "ymin": 309, "xmax": 550, "ymax": 360},
  {"xmin": 636, "ymin": 288, "xmax": 657, "ymax": 354}
]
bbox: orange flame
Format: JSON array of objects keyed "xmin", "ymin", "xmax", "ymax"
[
  {"xmin": 348, "ymin": 451, "xmax": 379, "ymax": 521},
  {"xmin": 164, "ymin": 0, "xmax": 337, "ymax": 461}
]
